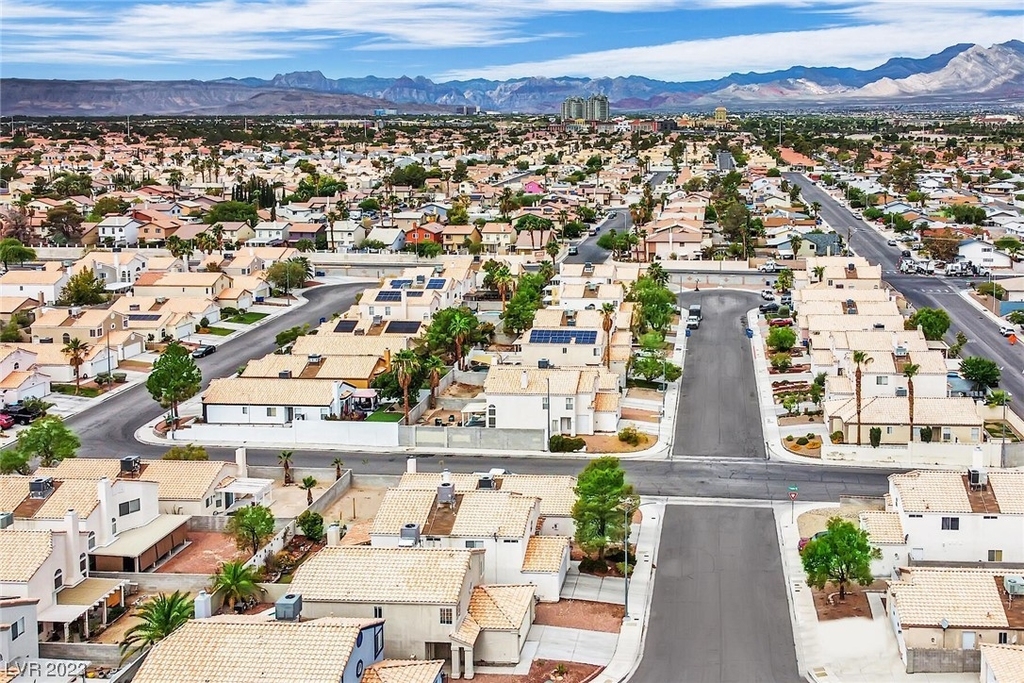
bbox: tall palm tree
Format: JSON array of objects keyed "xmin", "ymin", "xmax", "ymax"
[
  {"xmin": 195, "ymin": 232, "xmax": 217, "ymax": 256},
  {"xmin": 498, "ymin": 187, "xmax": 516, "ymax": 221},
  {"xmin": 278, "ymin": 450, "xmax": 294, "ymax": 485},
  {"xmin": 391, "ymin": 349, "xmax": 421, "ymax": 424},
  {"xmin": 331, "ymin": 457, "xmax": 344, "ymax": 481},
  {"xmin": 210, "ymin": 223, "xmax": 225, "ymax": 251},
  {"xmin": 902, "ymin": 363, "xmax": 920, "ymax": 442},
  {"xmin": 119, "ymin": 591, "xmax": 193, "ymax": 662},
  {"xmin": 852, "ymin": 350, "xmax": 873, "ymax": 446},
  {"xmin": 600, "ymin": 302, "xmax": 616, "ymax": 370},
  {"xmin": 812, "ymin": 265, "xmax": 826, "ymax": 283},
  {"xmin": 299, "ymin": 475, "xmax": 317, "ymax": 506},
  {"xmin": 210, "ymin": 561, "xmax": 262, "ymax": 610},
  {"xmin": 61, "ymin": 338, "xmax": 89, "ymax": 395},
  {"xmin": 168, "ymin": 169, "xmax": 184, "ymax": 201},
  {"xmin": 422, "ymin": 355, "xmax": 446, "ymax": 409},
  {"xmin": 789, "ymin": 234, "xmax": 804, "ymax": 258},
  {"xmin": 647, "ymin": 263, "xmax": 669, "ymax": 286},
  {"xmin": 986, "ymin": 390, "xmax": 1013, "ymax": 440},
  {"xmin": 493, "ymin": 267, "xmax": 514, "ymax": 312},
  {"xmin": 448, "ymin": 310, "xmax": 475, "ymax": 370}
]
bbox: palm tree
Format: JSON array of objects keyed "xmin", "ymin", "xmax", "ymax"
[
  {"xmin": 278, "ymin": 450, "xmax": 294, "ymax": 485},
  {"xmin": 852, "ymin": 350, "xmax": 873, "ymax": 446},
  {"xmin": 498, "ymin": 187, "xmax": 516, "ymax": 221},
  {"xmin": 600, "ymin": 302, "xmax": 616, "ymax": 370},
  {"xmin": 789, "ymin": 234, "xmax": 804, "ymax": 258},
  {"xmin": 493, "ymin": 267, "xmax": 514, "ymax": 312},
  {"xmin": 331, "ymin": 457, "xmax": 344, "ymax": 481},
  {"xmin": 119, "ymin": 591, "xmax": 193, "ymax": 662},
  {"xmin": 210, "ymin": 223, "xmax": 225, "ymax": 251},
  {"xmin": 986, "ymin": 390, "xmax": 1013, "ymax": 440},
  {"xmin": 812, "ymin": 265, "xmax": 826, "ymax": 283},
  {"xmin": 299, "ymin": 475, "xmax": 317, "ymax": 506},
  {"xmin": 62, "ymin": 338, "xmax": 89, "ymax": 395},
  {"xmin": 422, "ymin": 355, "xmax": 446, "ymax": 409},
  {"xmin": 391, "ymin": 349, "xmax": 421, "ymax": 424},
  {"xmin": 902, "ymin": 363, "xmax": 920, "ymax": 441},
  {"xmin": 647, "ymin": 262, "xmax": 669, "ymax": 286},
  {"xmin": 448, "ymin": 309, "xmax": 475, "ymax": 370},
  {"xmin": 210, "ymin": 561, "xmax": 262, "ymax": 610},
  {"xmin": 165, "ymin": 235, "xmax": 194, "ymax": 267},
  {"xmin": 811, "ymin": 201, "xmax": 821, "ymax": 217},
  {"xmin": 195, "ymin": 232, "xmax": 217, "ymax": 256},
  {"xmin": 168, "ymin": 169, "xmax": 184, "ymax": 201},
  {"xmin": 289, "ymin": 256, "xmax": 314, "ymax": 282}
]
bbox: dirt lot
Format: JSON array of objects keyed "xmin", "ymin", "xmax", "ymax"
[
  {"xmin": 443, "ymin": 382, "xmax": 484, "ymax": 398},
  {"xmin": 471, "ymin": 660, "xmax": 601, "ymax": 683},
  {"xmin": 535, "ymin": 600, "xmax": 623, "ymax": 633},
  {"xmin": 156, "ymin": 532, "xmax": 248, "ymax": 574},
  {"xmin": 778, "ymin": 415, "xmax": 823, "ymax": 426},
  {"xmin": 796, "ymin": 500, "xmax": 885, "ymax": 538},
  {"xmin": 626, "ymin": 387, "xmax": 662, "ymax": 402},
  {"xmin": 318, "ymin": 485, "xmax": 386, "ymax": 524},
  {"xmin": 118, "ymin": 360, "xmax": 152, "ymax": 371},
  {"xmin": 579, "ymin": 433, "xmax": 651, "ymax": 453},
  {"xmin": 811, "ymin": 580, "xmax": 887, "ymax": 621},
  {"xmin": 270, "ymin": 480, "xmax": 331, "ymax": 518},
  {"xmin": 619, "ymin": 407, "xmax": 659, "ymax": 423}
]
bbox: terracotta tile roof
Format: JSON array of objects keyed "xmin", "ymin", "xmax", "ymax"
[
  {"xmin": 0, "ymin": 476, "xmax": 30, "ymax": 513},
  {"xmin": 594, "ymin": 392, "xmax": 620, "ymax": 412},
  {"xmin": 859, "ymin": 511, "xmax": 905, "ymax": 545},
  {"xmin": 370, "ymin": 488, "xmax": 435, "ymax": 535},
  {"xmin": 980, "ymin": 644, "xmax": 1024, "ymax": 682},
  {"xmin": 203, "ymin": 377, "xmax": 340, "ymax": 406},
  {"xmin": 34, "ymin": 459, "xmax": 121, "ymax": 481},
  {"xmin": 468, "ymin": 584, "xmax": 535, "ymax": 630},
  {"xmin": 36, "ymin": 459, "xmax": 228, "ymax": 501},
  {"xmin": 522, "ymin": 536, "xmax": 570, "ymax": 573},
  {"xmin": 498, "ymin": 475, "xmax": 577, "ymax": 517},
  {"xmin": 132, "ymin": 617, "xmax": 366, "ymax": 683},
  {"xmin": 484, "ymin": 367, "xmax": 593, "ymax": 396},
  {"xmin": 31, "ymin": 479, "xmax": 100, "ymax": 519},
  {"xmin": 361, "ymin": 660, "xmax": 446, "ymax": 683},
  {"xmin": 291, "ymin": 334, "xmax": 410, "ymax": 357},
  {"xmin": 450, "ymin": 492, "xmax": 538, "ymax": 538},
  {"xmin": 826, "ymin": 396, "xmax": 981, "ymax": 427},
  {"xmin": 0, "ymin": 529, "xmax": 52, "ymax": 582},
  {"xmin": 889, "ymin": 471, "xmax": 973, "ymax": 514},
  {"xmin": 890, "ymin": 568, "xmax": 1008, "ymax": 629},
  {"xmin": 451, "ymin": 614, "xmax": 480, "ymax": 646},
  {"xmin": 290, "ymin": 547, "xmax": 477, "ymax": 604},
  {"xmin": 988, "ymin": 470, "xmax": 1024, "ymax": 514}
]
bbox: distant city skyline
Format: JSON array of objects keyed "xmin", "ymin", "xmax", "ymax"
[{"xmin": 2, "ymin": 1, "xmax": 1021, "ymax": 83}]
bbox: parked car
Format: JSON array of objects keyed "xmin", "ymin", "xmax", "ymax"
[
  {"xmin": 759, "ymin": 302, "xmax": 780, "ymax": 314},
  {"xmin": 1, "ymin": 402, "xmax": 44, "ymax": 425},
  {"xmin": 192, "ymin": 345, "xmax": 217, "ymax": 358},
  {"xmin": 887, "ymin": 239, "xmax": 898, "ymax": 247},
  {"xmin": 0, "ymin": 413, "xmax": 14, "ymax": 430},
  {"xmin": 568, "ymin": 245, "xmax": 579, "ymax": 255},
  {"xmin": 758, "ymin": 261, "xmax": 779, "ymax": 273},
  {"xmin": 799, "ymin": 531, "xmax": 828, "ymax": 551},
  {"xmin": 901, "ymin": 250, "xmax": 913, "ymax": 258},
  {"xmin": 760, "ymin": 289, "xmax": 775, "ymax": 301},
  {"xmin": 768, "ymin": 318, "xmax": 794, "ymax": 327}
]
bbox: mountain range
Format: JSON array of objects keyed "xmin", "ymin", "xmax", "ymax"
[{"xmin": 2, "ymin": 41, "xmax": 1022, "ymax": 117}]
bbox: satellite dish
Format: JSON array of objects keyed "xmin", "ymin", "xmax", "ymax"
[{"xmin": 940, "ymin": 618, "xmax": 950, "ymax": 630}]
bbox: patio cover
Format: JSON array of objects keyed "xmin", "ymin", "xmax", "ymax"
[
  {"xmin": 353, "ymin": 388, "xmax": 378, "ymax": 398},
  {"xmin": 56, "ymin": 578, "xmax": 126, "ymax": 608},
  {"xmin": 90, "ymin": 515, "xmax": 190, "ymax": 558},
  {"xmin": 217, "ymin": 477, "xmax": 274, "ymax": 497},
  {"xmin": 461, "ymin": 402, "xmax": 487, "ymax": 415},
  {"xmin": 38, "ymin": 603, "xmax": 90, "ymax": 624}
]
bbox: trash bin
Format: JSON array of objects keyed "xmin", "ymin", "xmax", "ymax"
[{"xmin": 745, "ymin": 328, "xmax": 753, "ymax": 339}]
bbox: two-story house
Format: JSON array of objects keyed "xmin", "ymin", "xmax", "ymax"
[
  {"xmin": 95, "ymin": 216, "xmax": 142, "ymax": 246},
  {"xmin": 0, "ymin": 344, "xmax": 49, "ymax": 403},
  {"xmin": 0, "ymin": 268, "xmax": 69, "ymax": 305},
  {"xmin": 252, "ymin": 221, "xmax": 292, "ymax": 245},
  {"xmin": 518, "ymin": 309, "xmax": 607, "ymax": 369},
  {"xmin": 483, "ymin": 366, "xmax": 621, "ymax": 435},
  {"xmin": 480, "ymin": 223, "xmax": 514, "ymax": 254}
]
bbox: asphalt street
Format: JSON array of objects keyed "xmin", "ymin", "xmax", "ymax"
[
  {"xmin": 674, "ymin": 290, "xmax": 766, "ymax": 459},
  {"xmin": 787, "ymin": 174, "xmax": 1024, "ymax": 416},
  {"xmin": 632, "ymin": 505, "xmax": 801, "ymax": 683}
]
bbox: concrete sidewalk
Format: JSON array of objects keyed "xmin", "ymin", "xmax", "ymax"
[{"xmin": 561, "ymin": 564, "xmax": 626, "ymax": 605}]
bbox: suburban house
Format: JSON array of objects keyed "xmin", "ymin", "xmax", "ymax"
[
  {"xmin": 288, "ymin": 546, "xmax": 534, "ymax": 677},
  {"xmin": 132, "ymin": 271, "xmax": 232, "ymax": 299},
  {"xmin": 131, "ymin": 615, "xmax": 400, "ymax": 683},
  {"xmin": 483, "ymin": 366, "xmax": 621, "ymax": 435},
  {"xmin": 365, "ymin": 226, "xmax": 406, "ymax": 251},
  {"xmin": 72, "ymin": 250, "xmax": 150, "ymax": 286},
  {"xmin": 824, "ymin": 396, "xmax": 984, "ymax": 445},
  {"xmin": 112, "ymin": 295, "xmax": 221, "ymax": 326},
  {"xmin": 331, "ymin": 220, "xmax": 367, "ymax": 251},
  {"xmin": 30, "ymin": 308, "xmax": 129, "ymax": 345},
  {"xmin": 252, "ymin": 220, "xmax": 292, "ymax": 245},
  {"xmin": 981, "ymin": 644, "xmax": 1024, "ymax": 683},
  {"xmin": 8, "ymin": 340, "xmax": 120, "ymax": 382},
  {"xmin": 441, "ymin": 225, "xmax": 481, "ymax": 253},
  {"xmin": 643, "ymin": 227, "xmax": 704, "ymax": 261},
  {"xmin": 0, "ymin": 596, "xmax": 39, "ymax": 668},
  {"xmin": 0, "ymin": 295, "xmax": 39, "ymax": 325},
  {"xmin": 242, "ymin": 353, "xmax": 387, "ymax": 389},
  {"xmin": 96, "ymin": 216, "xmax": 142, "ymax": 246},
  {"xmin": 887, "ymin": 567, "xmax": 1024, "ymax": 672},
  {"xmin": 405, "ymin": 222, "xmax": 444, "ymax": 246},
  {"xmin": 553, "ymin": 283, "xmax": 625, "ymax": 313},
  {"xmin": 286, "ymin": 222, "xmax": 326, "ymax": 246},
  {"xmin": 0, "ymin": 268, "xmax": 69, "ymax": 305},
  {"xmin": 202, "ymin": 377, "xmax": 352, "ymax": 424},
  {"xmin": 958, "ymin": 239, "xmax": 1012, "ymax": 270},
  {"xmin": 480, "ymin": 223, "xmax": 515, "ymax": 254},
  {"xmin": 369, "ymin": 479, "xmax": 570, "ymax": 600},
  {"xmin": 518, "ymin": 309, "xmax": 607, "ymax": 369},
  {"xmin": 0, "ymin": 345, "xmax": 50, "ymax": 404}
]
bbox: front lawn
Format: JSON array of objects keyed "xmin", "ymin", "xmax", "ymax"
[
  {"xmin": 51, "ymin": 384, "xmax": 101, "ymax": 398},
  {"xmin": 203, "ymin": 327, "xmax": 234, "ymax": 336},
  {"xmin": 366, "ymin": 407, "xmax": 404, "ymax": 422},
  {"xmin": 227, "ymin": 312, "xmax": 269, "ymax": 325}
]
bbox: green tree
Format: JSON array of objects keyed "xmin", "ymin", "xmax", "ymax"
[
  {"xmin": 162, "ymin": 444, "xmax": 209, "ymax": 460},
  {"xmin": 265, "ymin": 259, "xmax": 308, "ymax": 295},
  {"xmin": 204, "ymin": 201, "xmax": 258, "ymax": 226},
  {"xmin": 296, "ymin": 510, "xmax": 324, "ymax": 541},
  {"xmin": 299, "ymin": 475, "xmax": 318, "ymax": 506},
  {"xmin": 960, "ymin": 356, "xmax": 1001, "ymax": 392},
  {"xmin": 358, "ymin": 197, "xmax": 380, "ymax": 212},
  {"xmin": 0, "ymin": 238, "xmax": 36, "ymax": 269},
  {"xmin": 43, "ymin": 204, "xmax": 85, "ymax": 244},
  {"xmin": 14, "ymin": 416, "xmax": 79, "ymax": 467},
  {"xmin": 227, "ymin": 504, "xmax": 276, "ymax": 556},
  {"xmin": 767, "ymin": 326, "xmax": 796, "ymax": 352},
  {"xmin": 119, "ymin": 591, "xmax": 194, "ymax": 662},
  {"xmin": 776, "ymin": 268, "xmax": 794, "ymax": 292},
  {"xmin": 628, "ymin": 276, "xmax": 674, "ymax": 333},
  {"xmin": 61, "ymin": 337, "xmax": 89, "ymax": 395},
  {"xmin": 646, "ymin": 262, "xmax": 669, "ymax": 286},
  {"xmin": 0, "ymin": 449, "xmax": 30, "ymax": 474},
  {"xmin": 210, "ymin": 561, "xmax": 262, "ymax": 610},
  {"xmin": 294, "ymin": 238, "xmax": 315, "ymax": 252},
  {"xmin": 801, "ymin": 517, "xmax": 880, "ymax": 600},
  {"xmin": 906, "ymin": 308, "xmax": 951, "ymax": 341},
  {"xmin": 572, "ymin": 457, "xmax": 636, "ymax": 559},
  {"xmin": 57, "ymin": 269, "xmax": 107, "ymax": 306},
  {"xmin": 391, "ymin": 349, "xmax": 422, "ymax": 424},
  {"xmin": 88, "ymin": 196, "xmax": 130, "ymax": 221},
  {"xmin": 146, "ymin": 342, "xmax": 202, "ymax": 425},
  {"xmin": 0, "ymin": 320, "xmax": 20, "ymax": 343}
]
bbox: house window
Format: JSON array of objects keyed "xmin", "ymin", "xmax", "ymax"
[
  {"xmin": 971, "ymin": 427, "xmax": 980, "ymax": 442},
  {"xmin": 909, "ymin": 514, "xmax": 923, "ymax": 518},
  {"xmin": 487, "ymin": 404, "xmax": 496, "ymax": 429},
  {"xmin": 11, "ymin": 616, "xmax": 25, "ymax": 640},
  {"xmin": 80, "ymin": 553, "xmax": 88, "ymax": 575},
  {"xmin": 374, "ymin": 625, "xmax": 384, "ymax": 657},
  {"xmin": 503, "ymin": 539, "xmax": 518, "ymax": 544},
  {"xmin": 88, "ymin": 531, "xmax": 96, "ymax": 550},
  {"xmin": 886, "ymin": 426, "xmax": 893, "ymax": 435},
  {"xmin": 54, "ymin": 569, "xmax": 63, "ymax": 590},
  {"xmin": 439, "ymin": 607, "xmax": 453, "ymax": 624},
  {"xmin": 941, "ymin": 517, "xmax": 960, "ymax": 531},
  {"xmin": 112, "ymin": 517, "xmax": 117, "ymax": 535},
  {"xmin": 267, "ymin": 407, "xmax": 277, "ymax": 417},
  {"xmin": 999, "ymin": 633, "xmax": 1009, "ymax": 644},
  {"xmin": 385, "ymin": 307, "xmax": 391, "ymax": 316},
  {"xmin": 62, "ymin": 333, "xmax": 71, "ymax": 344},
  {"xmin": 242, "ymin": 406, "xmax": 248, "ymax": 414},
  {"xmin": 542, "ymin": 397, "xmax": 549, "ymax": 409},
  {"xmin": 465, "ymin": 540, "xmax": 483, "ymax": 548},
  {"xmin": 562, "ymin": 347, "xmax": 568, "ymax": 354},
  {"xmin": 369, "ymin": 307, "xmax": 375, "ymax": 315},
  {"xmin": 942, "ymin": 427, "xmax": 952, "ymax": 442},
  {"xmin": 118, "ymin": 499, "xmax": 141, "ymax": 516},
  {"xmin": 989, "ymin": 550, "xmax": 1004, "ymax": 562},
  {"xmin": 876, "ymin": 376, "xmax": 888, "ymax": 385},
  {"xmin": 984, "ymin": 515, "xmax": 998, "ymax": 520},
  {"xmin": 373, "ymin": 606, "xmax": 383, "ymax": 619},
  {"xmin": 566, "ymin": 398, "xmax": 573, "ymax": 410}
]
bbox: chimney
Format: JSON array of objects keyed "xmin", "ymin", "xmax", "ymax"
[
  {"xmin": 406, "ymin": 457, "xmax": 417, "ymax": 474},
  {"xmin": 326, "ymin": 523, "xmax": 342, "ymax": 546},
  {"xmin": 65, "ymin": 508, "xmax": 83, "ymax": 585},
  {"xmin": 97, "ymin": 477, "xmax": 113, "ymax": 546},
  {"xmin": 521, "ymin": 370, "xmax": 529, "ymax": 390},
  {"xmin": 235, "ymin": 447, "xmax": 248, "ymax": 478}
]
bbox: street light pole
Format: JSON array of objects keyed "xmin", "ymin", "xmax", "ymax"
[
  {"xmin": 545, "ymin": 377, "xmax": 551, "ymax": 451},
  {"xmin": 106, "ymin": 314, "xmax": 115, "ymax": 377},
  {"xmin": 623, "ymin": 503, "xmax": 630, "ymax": 620}
]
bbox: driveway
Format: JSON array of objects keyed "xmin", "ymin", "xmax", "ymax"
[
  {"xmin": 674, "ymin": 290, "xmax": 765, "ymax": 458},
  {"xmin": 631, "ymin": 505, "xmax": 801, "ymax": 683}
]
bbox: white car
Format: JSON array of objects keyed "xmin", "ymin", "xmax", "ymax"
[
  {"xmin": 760, "ymin": 289, "xmax": 775, "ymax": 301},
  {"xmin": 758, "ymin": 261, "xmax": 779, "ymax": 273},
  {"xmin": 1000, "ymin": 325, "xmax": 1017, "ymax": 337}
]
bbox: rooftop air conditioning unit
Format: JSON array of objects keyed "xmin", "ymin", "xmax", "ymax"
[
  {"xmin": 847, "ymin": 262, "xmax": 855, "ymax": 271},
  {"xmin": 873, "ymin": 323, "xmax": 885, "ymax": 330},
  {"xmin": 372, "ymin": 315, "xmax": 383, "ymax": 326},
  {"xmin": 129, "ymin": 304, "xmax": 140, "ymax": 312},
  {"xmin": 437, "ymin": 481, "xmax": 456, "ymax": 506},
  {"xmin": 478, "ymin": 475, "xmax": 495, "ymax": 490},
  {"xmin": 895, "ymin": 387, "xmax": 908, "ymax": 397},
  {"xmin": 415, "ymin": 274, "xmax": 426, "ymax": 284},
  {"xmin": 538, "ymin": 359, "xmax": 551, "ymax": 369},
  {"xmin": 120, "ymin": 455, "xmax": 141, "ymax": 474},
  {"xmin": 278, "ymin": 370, "xmax": 293, "ymax": 379},
  {"xmin": 399, "ymin": 523, "xmax": 421, "ymax": 547},
  {"xmin": 969, "ymin": 468, "xmax": 989, "ymax": 490},
  {"xmin": 224, "ymin": 252, "xmax": 235, "ymax": 259},
  {"xmin": 0, "ymin": 512, "xmax": 13, "ymax": 529},
  {"xmin": 307, "ymin": 354, "xmax": 322, "ymax": 365},
  {"xmin": 28, "ymin": 477, "xmax": 54, "ymax": 499},
  {"xmin": 155, "ymin": 297, "xmax": 168, "ymax": 304},
  {"xmin": 38, "ymin": 337, "xmax": 53, "ymax": 344},
  {"xmin": 1004, "ymin": 576, "xmax": 1024, "ymax": 596},
  {"xmin": 275, "ymin": 593, "xmax": 302, "ymax": 621}
]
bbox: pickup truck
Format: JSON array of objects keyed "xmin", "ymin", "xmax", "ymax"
[
  {"xmin": 758, "ymin": 261, "xmax": 779, "ymax": 273},
  {"xmin": 1, "ymin": 403, "xmax": 45, "ymax": 425}
]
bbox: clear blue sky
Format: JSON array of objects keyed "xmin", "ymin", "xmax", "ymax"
[{"xmin": 2, "ymin": 0, "xmax": 1021, "ymax": 82}]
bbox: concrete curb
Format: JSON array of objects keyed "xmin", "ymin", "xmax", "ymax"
[{"xmin": 957, "ymin": 286, "xmax": 1007, "ymax": 327}]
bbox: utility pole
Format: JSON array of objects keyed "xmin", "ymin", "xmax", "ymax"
[{"xmin": 126, "ymin": 116, "xmax": 130, "ymax": 138}]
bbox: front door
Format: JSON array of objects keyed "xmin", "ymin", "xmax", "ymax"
[
  {"xmin": 285, "ymin": 407, "xmax": 294, "ymax": 423},
  {"xmin": 962, "ymin": 631, "xmax": 976, "ymax": 649}
]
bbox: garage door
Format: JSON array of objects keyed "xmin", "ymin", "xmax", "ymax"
[{"xmin": 122, "ymin": 341, "xmax": 144, "ymax": 359}]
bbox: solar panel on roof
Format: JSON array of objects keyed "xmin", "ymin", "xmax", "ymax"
[
  {"xmin": 528, "ymin": 328, "xmax": 598, "ymax": 344},
  {"xmin": 406, "ymin": 291, "xmax": 424, "ymax": 298},
  {"xmin": 390, "ymin": 279, "xmax": 413, "ymax": 289},
  {"xmin": 334, "ymin": 320, "xmax": 358, "ymax": 333},
  {"xmin": 375, "ymin": 291, "xmax": 402, "ymax": 302},
  {"xmin": 128, "ymin": 314, "xmax": 162, "ymax": 322},
  {"xmin": 426, "ymin": 278, "xmax": 446, "ymax": 289},
  {"xmin": 385, "ymin": 321, "xmax": 422, "ymax": 334}
]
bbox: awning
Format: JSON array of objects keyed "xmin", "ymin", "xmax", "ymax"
[
  {"xmin": 91, "ymin": 514, "xmax": 190, "ymax": 558},
  {"xmin": 461, "ymin": 402, "xmax": 487, "ymax": 415},
  {"xmin": 217, "ymin": 477, "xmax": 274, "ymax": 497},
  {"xmin": 57, "ymin": 578, "xmax": 126, "ymax": 608},
  {"xmin": 39, "ymin": 603, "xmax": 90, "ymax": 624},
  {"xmin": 103, "ymin": 281, "xmax": 134, "ymax": 292},
  {"xmin": 353, "ymin": 388, "xmax": 378, "ymax": 399}
]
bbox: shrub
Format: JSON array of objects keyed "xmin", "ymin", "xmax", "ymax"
[
  {"xmin": 831, "ymin": 430, "xmax": 845, "ymax": 444},
  {"xmin": 605, "ymin": 548, "xmax": 636, "ymax": 564},
  {"xmin": 771, "ymin": 353, "xmax": 792, "ymax": 371},
  {"xmin": 616, "ymin": 561, "xmax": 634, "ymax": 577},
  {"xmin": 549, "ymin": 434, "xmax": 586, "ymax": 452},
  {"xmin": 785, "ymin": 435, "xmax": 795, "ymax": 442},
  {"xmin": 767, "ymin": 326, "xmax": 796, "ymax": 351},
  {"xmin": 919, "ymin": 426, "xmax": 933, "ymax": 443},
  {"xmin": 796, "ymin": 436, "xmax": 809, "ymax": 446},
  {"xmin": 977, "ymin": 282, "xmax": 1006, "ymax": 300},
  {"xmin": 162, "ymin": 444, "xmax": 208, "ymax": 460},
  {"xmin": 869, "ymin": 427, "xmax": 882, "ymax": 448},
  {"xmin": 221, "ymin": 307, "xmax": 238, "ymax": 317},
  {"xmin": 296, "ymin": 510, "xmax": 324, "ymax": 541},
  {"xmin": 806, "ymin": 432, "xmax": 816, "ymax": 439},
  {"xmin": 112, "ymin": 372, "xmax": 127, "ymax": 383},
  {"xmin": 578, "ymin": 557, "xmax": 605, "ymax": 573},
  {"xmin": 777, "ymin": 305, "xmax": 791, "ymax": 318},
  {"xmin": 618, "ymin": 426, "xmax": 642, "ymax": 446},
  {"xmin": 199, "ymin": 317, "xmax": 210, "ymax": 329}
]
